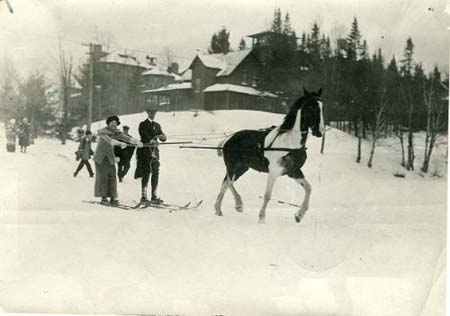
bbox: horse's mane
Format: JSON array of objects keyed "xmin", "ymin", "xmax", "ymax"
[{"xmin": 278, "ymin": 97, "xmax": 303, "ymax": 135}]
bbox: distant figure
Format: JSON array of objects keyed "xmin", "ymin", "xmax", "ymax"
[
  {"xmin": 93, "ymin": 115, "xmax": 143, "ymax": 206},
  {"xmin": 114, "ymin": 125, "xmax": 136, "ymax": 182},
  {"xmin": 18, "ymin": 117, "xmax": 31, "ymax": 153},
  {"xmin": 5, "ymin": 118, "xmax": 17, "ymax": 152},
  {"xmin": 74, "ymin": 130, "xmax": 94, "ymax": 178}
]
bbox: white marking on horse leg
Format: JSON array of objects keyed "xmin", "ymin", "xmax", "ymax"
[
  {"xmin": 295, "ymin": 178, "xmax": 312, "ymax": 223},
  {"xmin": 215, "ymin": 177, "xmax": 229, "ymax": 216},
  {"xmin": 228, "ymin": 181, "xmax": 243, "ymax": 212},
  {"xmin": 258, "ymin": 173, "xmax": 278, "ymax": 224},
  {"xmin": 319, "ymin": 101, "xmax": 325, "ymax": 134}
]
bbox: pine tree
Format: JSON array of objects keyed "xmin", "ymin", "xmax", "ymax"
[
  {"xmin": 346, "ymin": 17, "xmax": 361, "ymax": 61},
  {"xmin": 271, "ymin": 8, "xmax": 283, "ymax": 34},
  {"xmin": 208, "ymin": 26, "xmax": 231, "ymax": 54}
]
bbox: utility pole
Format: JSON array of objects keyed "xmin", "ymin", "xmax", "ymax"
[{"xmin": 82, "ymin": 42, "xmax": 94, "ymax": 131}]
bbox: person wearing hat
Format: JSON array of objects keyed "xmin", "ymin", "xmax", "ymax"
[
  {"xmin": 135, "ymin": 105, "xmax": 167, "ymax": 205},
  {"xmin": 74, "ymin": 130, "xmax": 94, "ymax": 177},
  {"xmin": 93, "ymin": 115, "xmax": 143, "ymax": 206},
  {"xmin": 115, "ymin": 125, "xmax": 136, "ymax": 182}
]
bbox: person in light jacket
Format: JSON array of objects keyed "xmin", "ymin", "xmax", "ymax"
[{"xmin": 93, "ymin": 115, "xmax": 143, "ymax": 206}]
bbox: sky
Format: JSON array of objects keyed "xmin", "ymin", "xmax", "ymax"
[{"xmin": 0, "ymin": 0, "xmax": 449, "ymax": 81}]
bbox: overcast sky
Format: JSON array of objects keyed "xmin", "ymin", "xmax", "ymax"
[{"xmin": 0, "ymin": 0, "xmax": 448, "ymax": 80}]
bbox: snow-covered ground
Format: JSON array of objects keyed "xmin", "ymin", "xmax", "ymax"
[{"xmin": 0, "ymin": 110, "xmax": 447, "ymax": 316}]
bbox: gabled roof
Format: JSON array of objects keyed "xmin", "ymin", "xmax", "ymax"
[{"xmin": 190, "ymin": 49, "xmax": 253, "ymax": 77}]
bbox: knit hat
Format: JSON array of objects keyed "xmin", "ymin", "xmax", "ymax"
[{"xmin": 106, "ymin": 115, "xmax": 120, "ymax": 126}]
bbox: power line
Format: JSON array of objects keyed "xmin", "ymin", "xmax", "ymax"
[{"xmin": 1, "ymin": 28, "xmax": 196, "ymax": 61}]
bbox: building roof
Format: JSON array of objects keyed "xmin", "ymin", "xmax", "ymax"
[
  {"xmin": 99, "ymin": 50, "xmax": 157, "ymax": 69},
  {"xmin": 178, "ymin": 69, "xmax": 192, "ymax": 81},
  {"xmin": 142, "ymin": 82, "xmax": 192, "ymax": 94},
  {"xmin": 246, "ymin": 30, "xmax": 275, "ymax": 38},
  {"xmin": 192, "ymin": 49, "xmax": 253, "ymax": 78},
  {"xmin": 203, "ymin": 83, "xmax": 278, "ymax": 98}
]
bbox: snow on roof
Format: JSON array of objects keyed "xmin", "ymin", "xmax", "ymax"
[
  {"xmin": 142, "ymin": 82, "xmax": 192, "ymax": 94},
  {"xmin": 193, "ymin": 49, "xmax": 253, "ymax": 77},
  {"xmin": 142, "ymin": 67, "xmax": 171, "ymax": 76},
  {"xmin": 142, "ymin": 67, "xmax": 183, "ymax": 80},
  {"xmin": 246, "ymin": 30, "xmax": 274, "ymax": 38},
  {"xmin": 178, "ymin": 69, "xmax": 192, "ymax": 81},
  {"xmin": 203, "ymin": 83, "xmax": 278, "ymax": 98},
  {"xmin": 197, "ymin": 54, "xmax": 226, "ymax": 70},
  {"xmin": 99, "ymin": 50, "xmax": 156, "ymax": 69}
]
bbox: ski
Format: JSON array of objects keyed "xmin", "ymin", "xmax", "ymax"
[
  {"xmin": 82, "ymin": 200, "xmax": 133, "ymax": 210},
  {"xmin": 133, "ymin": 200, "xmax": 203, "ymax": 212}
]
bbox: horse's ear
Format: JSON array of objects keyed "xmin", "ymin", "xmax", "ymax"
[
  {"xmin": 317, "ymin": 87, "xmax": 323, "ymax": 96},
  {"xmin": 303, "ymin": 87, "xmax": 310, "ymax": 96}
]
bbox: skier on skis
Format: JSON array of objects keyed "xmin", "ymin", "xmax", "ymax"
[
  {"xmin": 93, "ymin": 115, "xmax": 143, "ymax": 206},
  {"xmin": 135, "ymin": 105, "xmax": 167, "ymax": 205}
]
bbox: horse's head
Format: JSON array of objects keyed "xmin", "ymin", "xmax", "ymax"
[{"xmin": 298, "ymin": 87, "xmax": 324, "ymax": 138}]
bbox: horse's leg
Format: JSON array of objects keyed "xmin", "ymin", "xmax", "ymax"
[
  {"xmin": 228, "ymin": 165, "xmax": 249, "ymax": 212},
  {"xmin": 294, "ymin": 178, "xmax": 312, "ymax": 223},
  {"xmin": 214, "ymin": 174, "xmax": 229, "ymax": 216},
  {"xmin": 258, "ymin": 173, "xmax": 278, "ymax": 224}
]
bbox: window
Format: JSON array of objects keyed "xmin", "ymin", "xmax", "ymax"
[
  {"xmin": 252, "ymin": 74, "xmax": 258, "ymax": 87},
  {"xmin": 195, "ymin": 78, "xmax": 201, "ymax": 92},
  {"xmin": 241, "ymin": 71, "xmax": 248, "ymax": 85}
]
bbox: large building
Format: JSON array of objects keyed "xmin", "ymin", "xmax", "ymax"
[{"xmin": 145, "ymin": 49, "xmax": 279, "ymax": 112}]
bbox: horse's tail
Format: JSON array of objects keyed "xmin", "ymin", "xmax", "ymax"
[
  {"xmin": 217, "ymin": 134, "xmax": 232, "ymax": 157},
  {"xmin": 217, "ymin": 138, "xmax": 226, "ymax": 157}
]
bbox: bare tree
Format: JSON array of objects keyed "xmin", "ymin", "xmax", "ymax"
[
  {"xmin": 421, "ymin": 73, "xmax": 448, "ymax": 173},
  {"xmin": 58, "ymin": 40, "xmax": 74, "ymax": 145},
  {"xmin": 367, "ymin": 89, "xmax": 388, "ymax": 168}
]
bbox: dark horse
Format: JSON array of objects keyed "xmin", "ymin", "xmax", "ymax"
[{"xmin": 215, "ymin": 88, "xmax": 324, "ymax": 223}]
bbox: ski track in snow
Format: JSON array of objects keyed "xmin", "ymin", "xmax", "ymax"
[{"xmin": 0, "ymin": 110, "xmax": 446, "ymax": 316}]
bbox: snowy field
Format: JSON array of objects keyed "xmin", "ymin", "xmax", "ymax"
[{"xmin": 0, "ymin": 110, "xmax": 447, "ymax": 316}]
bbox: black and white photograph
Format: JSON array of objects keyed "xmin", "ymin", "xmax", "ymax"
[{"xmin": 0, "ymin": 0, "xmax": 448, "ymax": 315}]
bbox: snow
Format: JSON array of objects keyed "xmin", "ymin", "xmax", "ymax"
[
  {"xmin": 195, "ymin": 50, "xmax": 252, "ymax": 77},
  {"xmin": 0, "ymin": 110, "xmax": 446, "ymax": 315},
  {"xmin": 142, "ymin": 82, "xmax": 192, "ymax": 94},
  {"xmin": 203, "ymin": 83, "xmax": 278, "ymax": 97}
]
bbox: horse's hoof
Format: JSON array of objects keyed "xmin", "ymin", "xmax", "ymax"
[
  {"xmin": 295, "ymin": 212, "xmax": 304, "ymax": 223},
  {"xmin": 215, "ymin": 211, "xmax": 223, "ymax": 216},
  {"xmin": 235, "ymin": 205, "xmax": 243, "ymax": 212},
  {"xmin": 258, "ymin": 218, "xmax": 266, "ymax": 224}
]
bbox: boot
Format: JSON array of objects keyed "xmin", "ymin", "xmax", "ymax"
[
  {"xmin": 110, "ymin": 198, "xmax": 119, "ymax": 207},
  {"xmin": 100, "ymin": 197, "xmax": 109, "ymax": 205}
]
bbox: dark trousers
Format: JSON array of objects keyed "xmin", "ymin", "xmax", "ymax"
[
  {"xmin": 142, "ymin": 160, "xmax": 160, "ymax": 199},
  {"xmin": 75, "ymin": 159, "xmax": 94, "ymax": 176},
  {"xmin": 117, "ymin": 160, "xmax": 131, "ymax": 179}
]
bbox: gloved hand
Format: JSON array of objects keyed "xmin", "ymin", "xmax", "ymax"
[
  {"xmin": 149, "ymin": 140, "xmax": 159, "ymax": 147},
  {"xmin": 110, "ymin": 139, "xmax": 120, "ymax": 146},
  {"xmin": 120, "ymin": 142, "xmax": 127, "ymax": 149},
  {"xmin": 158, "ymin": 134, "xmax": 167, "ymax": 142},
  {"xmin": 137, "ymin": 141, "xmax": 144, "ymax": 148}
]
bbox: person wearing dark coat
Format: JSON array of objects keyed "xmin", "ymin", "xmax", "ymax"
[
  {"xmin": 114, "ymin": 126, "xmax": 136, "ymax": 182},
  {"xmin": 135, "ymin": 106, "xmax": 167, "ymax": 204},
  {"xmin": 18, "ymin": 117, "xmax": 31, "ymax": 153},
  {"xmin": 93, "ymin": 115, "xmax": 143, "ymax": 206},
  {"xmin": 74, "ymin": 130, "xmax": 94, "ymax": 178}
]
